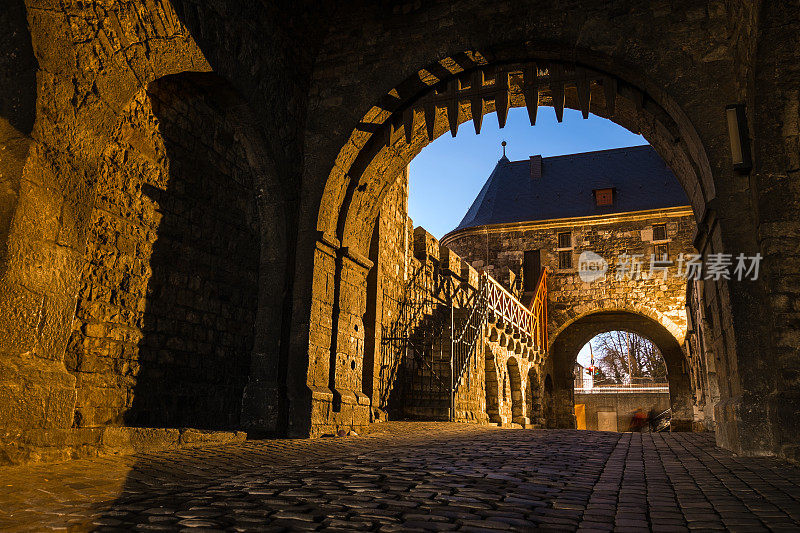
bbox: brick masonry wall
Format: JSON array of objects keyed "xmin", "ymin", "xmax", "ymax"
[{"xmin": 65, "ymin": 76, "xmax": 259, "ymax": 430}]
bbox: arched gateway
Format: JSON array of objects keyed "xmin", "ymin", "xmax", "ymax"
[
  {"xmin": 297, "ymin": 44, "xmax": 776, "ymax": 458},
  {"xmin": 0, "ymin": 1, "xmax": 795, "ymax": 463}
]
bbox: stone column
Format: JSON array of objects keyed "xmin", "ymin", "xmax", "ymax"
[
  {"xmin": 289, "ymin": 233, "xmax": 339, "ymax": 437},
  {"xmin": 327, "ymin": 247, "xmax": 372, "ymax": 432}
]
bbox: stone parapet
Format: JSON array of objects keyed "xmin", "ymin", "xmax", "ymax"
[{"xmin": 413, "ymin": 227, "xmax": 439, "ymax": 263}]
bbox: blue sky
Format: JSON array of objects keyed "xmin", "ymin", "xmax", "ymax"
[
  {"xmin": 408, "ymin": 107, "xmax": 646, "ymax": 240},
  {"xmin": 407, "ymin": 106, "xmax": 646, "ymax": 367}
]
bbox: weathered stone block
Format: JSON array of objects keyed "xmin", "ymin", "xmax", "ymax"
[
  {"xmin": 413, "ymin": 226, "xmax": 439, "ymax": 262},
  {"xmin": 461, "ymin": 259, "xmax": 480, "ymax": 289},
  {"xmin": 0, "ymin": 355, "xmax": 76, "ymax": 431},
  {"xmin": 439, "ymin": 245, "xmax": 462, "ymax": 276}
]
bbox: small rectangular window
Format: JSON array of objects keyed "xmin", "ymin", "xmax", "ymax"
[
  {"xmin": 558, "ymin": 250, "xmax": 572, "ymax": 269},
  {"xmin": 558, "ymin": 232, "xmax": 572, "ymax": 249},
  {"xmin": 594, "ymin": 188, "xmax": 614, "ymax": 206},
  {"xmin": 653, "ymin": 223, "xmax": 667, "ymax": 241},
  {"xmin": 654, "ymin": 243, "xmax": 669, "ymax": 260}
]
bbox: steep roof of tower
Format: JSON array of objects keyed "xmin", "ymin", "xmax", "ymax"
[{"xmin": 452, "ymin": 145, "xmax": 689, "ymax": 232}]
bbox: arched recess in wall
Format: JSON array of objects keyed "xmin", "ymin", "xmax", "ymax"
[
  {"xmin": 484, "ymin": 345, "xmax": 502, "ymax": 425},
  {"xmin": 66, "ymin": 72, "xmax": 288, "ymax": 432},
  {"xmin": 547, "ymin": 310, "xmax": 692, "ymax": 431},
  {"xmin": 306, "ymin": 49, "xmax": 719, "ymax": 430},
  {"xmin": 526, "ymin": 367, "xmax": 542, "ymax": 426},
  {"xmin": 543, "ymin": 374, "xmax": 555, "ymax": 428},
  {"xmin": 506, "ymin": 357, "xmax": 524, "ymax": 424}
]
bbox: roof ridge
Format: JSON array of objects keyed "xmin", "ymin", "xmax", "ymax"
[
  {"xmin": 450, "ymin": 144, "xmax": 687, "ymax": 233},
  {"xmin": 504, "ymin": 144, "xmax": 651, "ymax": 164}
]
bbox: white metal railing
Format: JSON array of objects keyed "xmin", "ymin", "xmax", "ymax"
[
  {"xmin": 483, "ymin": 270, "xmax": 547, "ymax": 351},
  {"xmin": 575, "ymin": 386, "xmax": 670, "ymax": 393}
]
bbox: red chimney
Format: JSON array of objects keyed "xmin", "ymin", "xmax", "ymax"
[{"xmin": 530, "ymin": 155, "xmax": 542, "ymax": 179}]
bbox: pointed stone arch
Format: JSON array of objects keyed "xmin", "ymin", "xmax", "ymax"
[{"xmin": 526, "ymin": 367, "xmax": 543, "ymax": 427}]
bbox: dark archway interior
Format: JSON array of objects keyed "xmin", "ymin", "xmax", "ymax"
[
  {"xmin": 543, "ymin": 374, "xmax": 555, "ymax": 428},
  {"xmin": 0, "ymin": 0, "xmax": 38, "ymax": 272},
  {"xmin": 484, "ymin": 347, "xmax": 501, "ymax": 424},
  {"xmin": 126, "ymin": 74, "xmax": 260, "ymax": 428},
  {"xmin": 0, "ymin": 0, "xmax": 37, "ymax": 136},
  {"xmin": 547, "ymin": 311, "xmax": 692, "ymax": 431}
]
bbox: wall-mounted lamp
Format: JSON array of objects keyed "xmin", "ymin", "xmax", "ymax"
[{"xmin": 725, "ymin": 104, "xmax": 752, "ymax": 172}]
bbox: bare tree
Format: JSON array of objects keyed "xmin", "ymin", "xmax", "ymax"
[{"xmin": 591, "ymin": 331, "xmax": 667, "ymax": 384}]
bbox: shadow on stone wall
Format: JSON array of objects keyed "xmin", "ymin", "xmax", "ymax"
[
  {"xmin": 0, "ymin": 0, "xmax": 38, "ymax": 271},
  {"xmin": 122, "ymin": 75, "xmax": 260, "ymax": 430},
  {"xmin": 0, "ymin": 0, "xmax": 37, "ymax": 135}
]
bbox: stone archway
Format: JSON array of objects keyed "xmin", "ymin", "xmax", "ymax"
[
  {"xmin": 543, "ymin": 374, "xmax": 555, "ymax": 428},
  {"xmin": 300, "ymin": 53, "xmax": 723, "ymax": 439},
  {"xmin": 546, "ymin": 310, "xmax": 693, "ymax": 431},
  {"xmin": 284, "ymin": 4, "xmax": 791, "ymax": 458},
  {"xmin": 0, "ymin": 0, "xmax": 795, "ymax": 462},
  {"xmin": 484, "ymin": 346, "xmax": 502, "ymax": 425}
]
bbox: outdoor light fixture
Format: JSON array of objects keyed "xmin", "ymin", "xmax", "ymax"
[{"xmin": 725, "ymin": 103, "xmax": 752, "ymax": 172}]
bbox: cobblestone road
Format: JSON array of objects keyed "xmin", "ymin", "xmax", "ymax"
[{"xmin": 1, "ymin": 423, "xmax": 800, "ymax": 532}]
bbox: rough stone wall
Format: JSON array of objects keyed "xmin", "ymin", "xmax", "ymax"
[
  {"xmin": 444, "ymin": 208, "xmax": 700, "ymax": 430},
  {"xmin": 370, "ymin": 212, "xmax": 546, "ymax": 427},
  {"xmin": 65, "ymin": 76, "xmax": 260, "ymax": 430},
  {"xmin": 299, "ymin": 0, "xmax": 800, "ymax": 459},
  {"xmin": 482, "ymin": 339, "xmax": 540, "ymax": 427},
  {"xmin": 750, "ymin": 1, "xmax": 800, "ymax": 462},
  {"xmin": 684, "ymin": 279, "xmax": 721, "ymax": 431},
  {"xmin": 366, "ymin": 169, "xmax": 412, "ymax": 417},
  {"xmin": 0, "ymin": 0, "xmax": 303, "ymax": 459},
  {"xmin": 444, "ymin": 209, "xmax": 696, "ymax": 340}
]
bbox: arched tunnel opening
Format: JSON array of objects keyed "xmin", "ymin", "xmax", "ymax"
[{"xmin": 547, "ymin": 311, "xmax": 693, "ymax": 432}]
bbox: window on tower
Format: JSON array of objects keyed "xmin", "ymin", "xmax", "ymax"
[
  {"xmin": 593, "ymin": 187, "xmax": 614, "ymax": 206},
  {"xmin": 557, "ymin": 231, "xmax": 573, "ymax": 269}
]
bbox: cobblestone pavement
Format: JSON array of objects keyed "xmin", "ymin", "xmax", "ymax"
[{"xmin": 2, "ymin": 423, "xmax": 800, "ymax": 532}]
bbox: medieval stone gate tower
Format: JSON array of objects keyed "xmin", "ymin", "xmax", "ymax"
[{"xmin": 0, "ymin": 0, "xmax": 799, "ymax": 463}]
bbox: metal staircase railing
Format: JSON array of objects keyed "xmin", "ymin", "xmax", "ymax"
[
  {"xmin": 451, "ymin": 278, "xmax": 488, "ymax": 394},
  {"xmin": 451, "ymin": 270, "xmax": 548, "ymax": 393},
  {"xmin": 484, "ymin": 268, "xmax": 548, "ymax": 349},
  {"xmin": 381, "ymin": 263, "xmax": 548, "ymax": 421},
  {"xmin": 379, "ymin": 262, "xmax": 450, "ymax": 412}
]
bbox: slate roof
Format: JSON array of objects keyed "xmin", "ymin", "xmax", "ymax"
[{"xmin": 451, "ymin": 145, "xmax": 689, "ymax": 233}]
